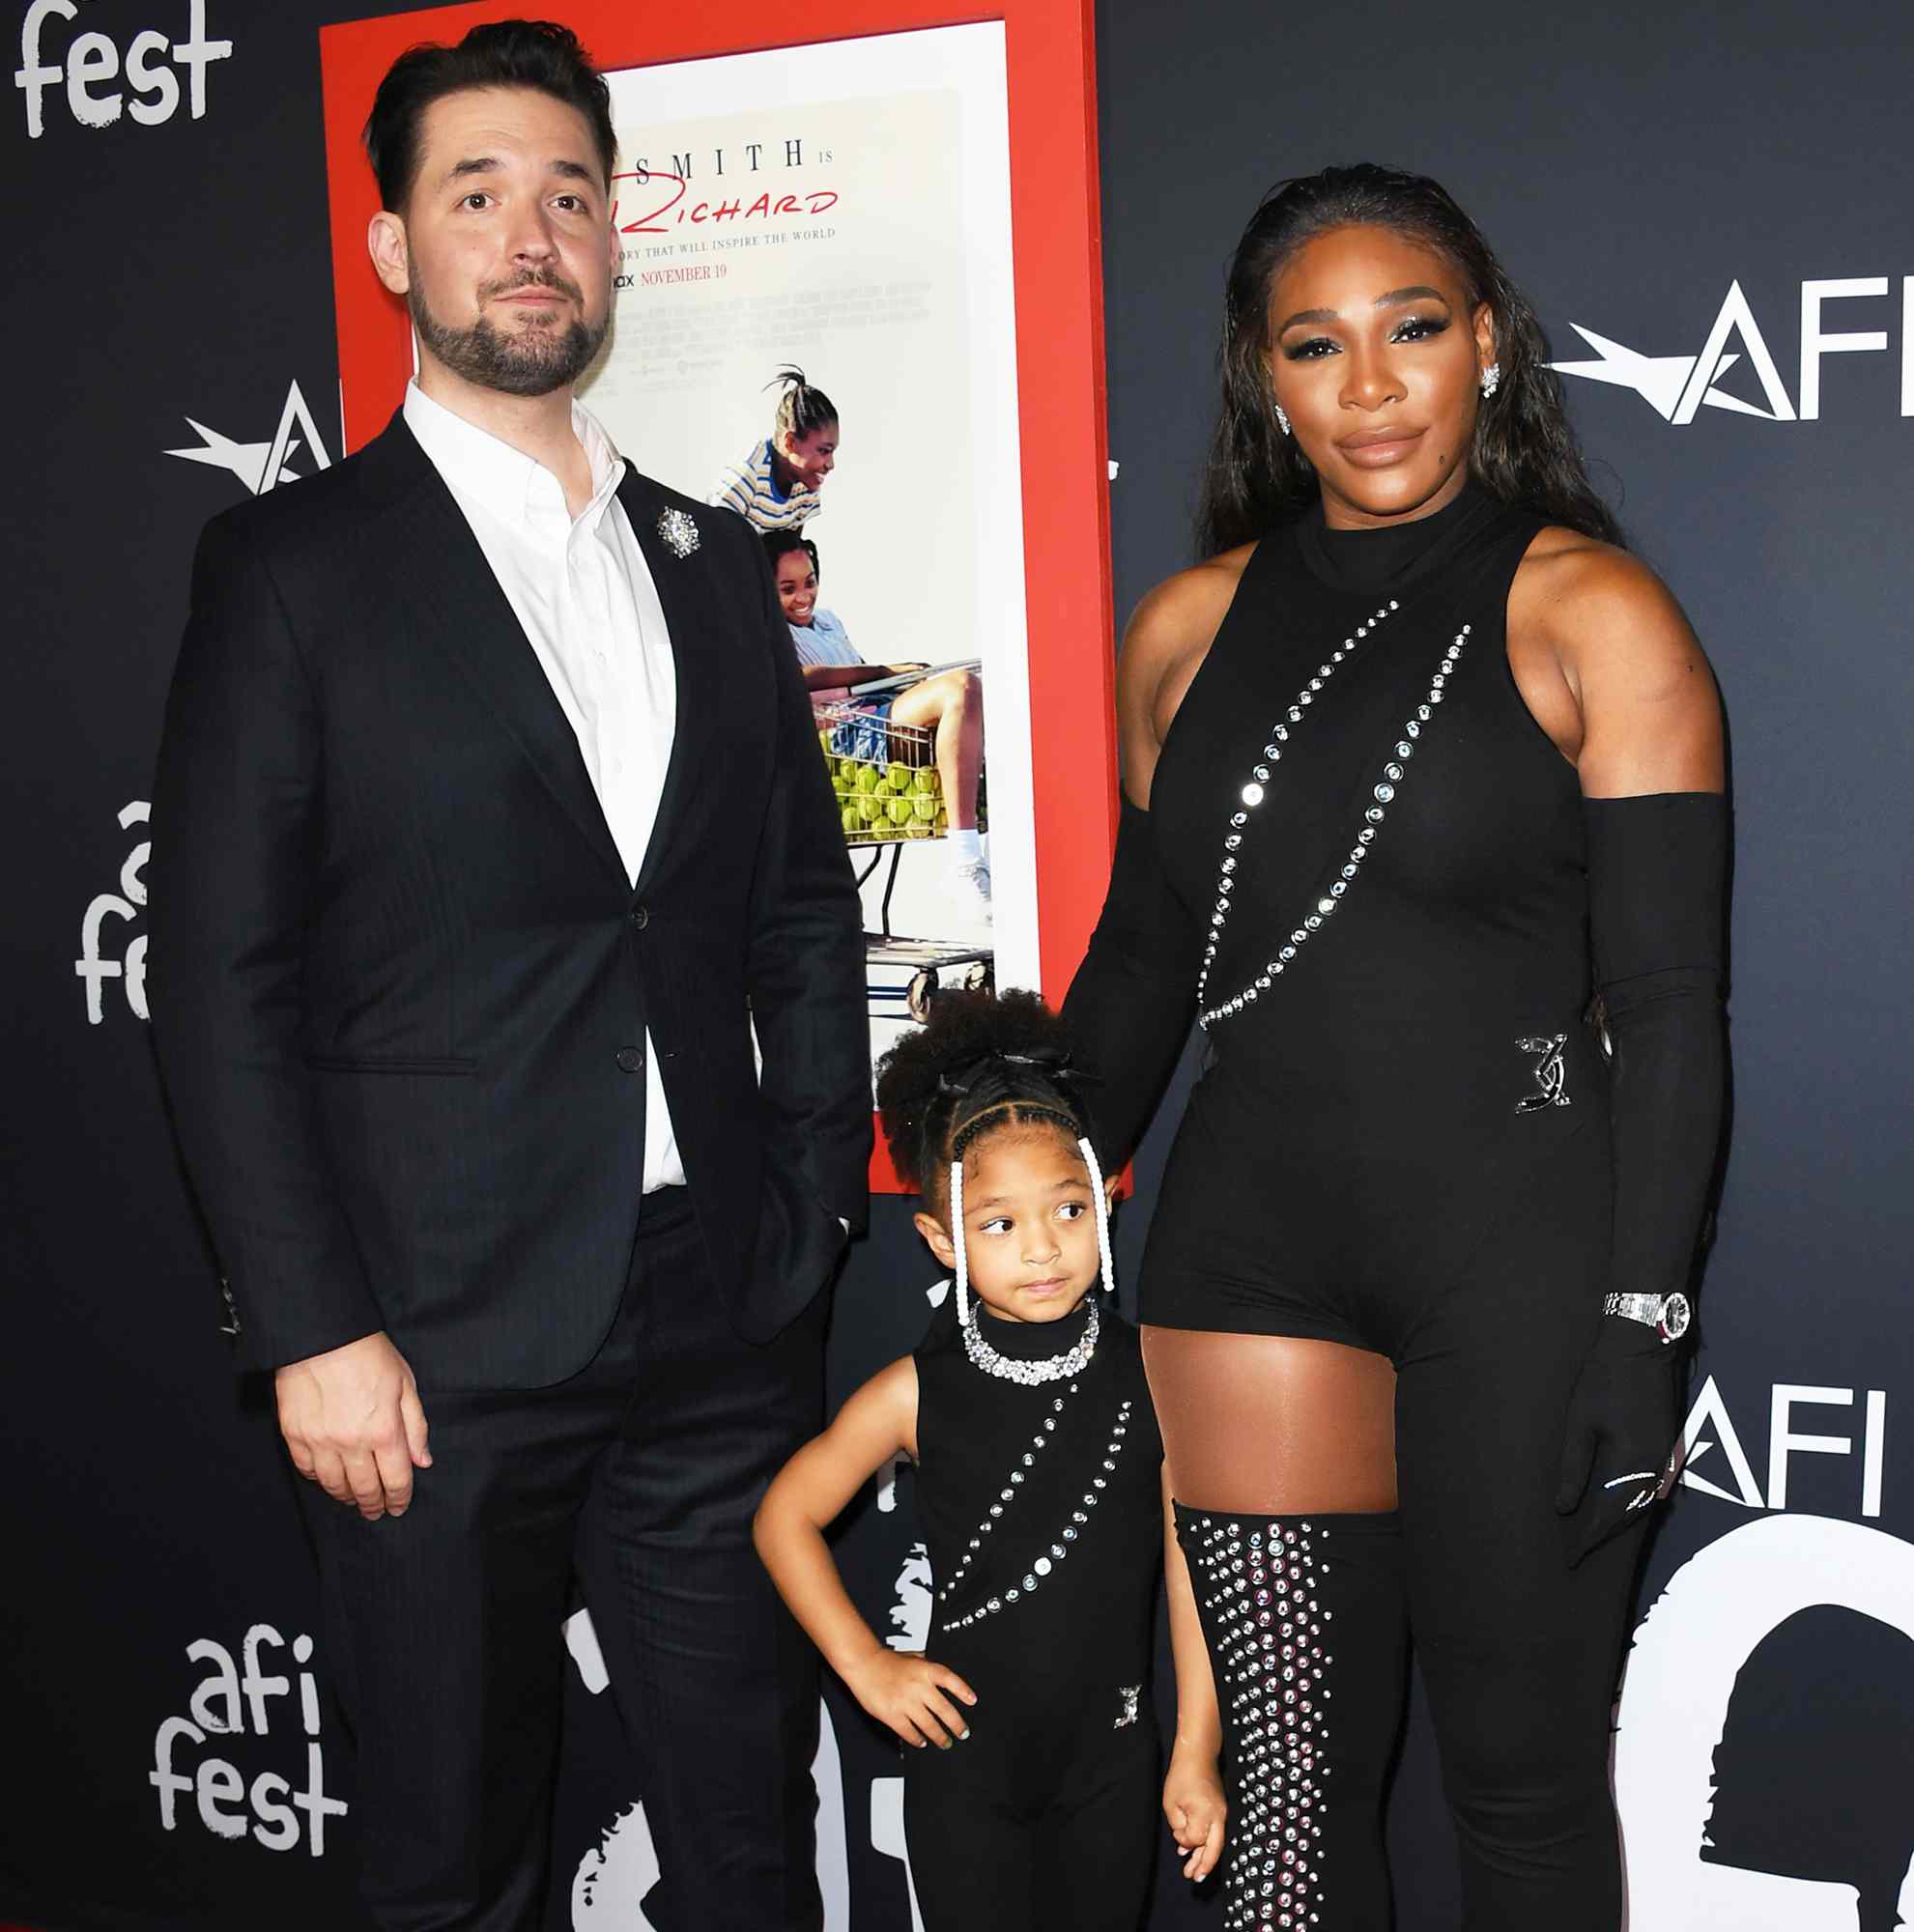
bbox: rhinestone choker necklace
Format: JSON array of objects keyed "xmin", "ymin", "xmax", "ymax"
[{"xmin": 961, "ymin": 1294, "xmax": 1100, "ymax": 1384}]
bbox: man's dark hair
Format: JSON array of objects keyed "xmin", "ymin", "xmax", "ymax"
[{"xmin": 363, "ymin": 19, "xmax": 616, "ymax": 215}]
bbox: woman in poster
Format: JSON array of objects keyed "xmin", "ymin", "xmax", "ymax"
[
  {"xmin": 1065, "ymin": 164, "xmax": 1727, "ymax": 1930},
  {"xmin": 710, "ymin": 365, "xmax": 838, "ymax": 530}
]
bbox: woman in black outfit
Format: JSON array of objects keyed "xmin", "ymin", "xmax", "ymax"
[{"xmin": 1063, "ymin": 165, "xmax": 1728, "ymax": 1930}]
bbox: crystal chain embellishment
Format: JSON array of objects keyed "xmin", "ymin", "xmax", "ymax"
[
  {"xmin": 937, "ymin": 1397, "xmax": 1135, "ymax": 1634},
  {"xmin": 1194, "ymin": 600, "xmax": 1399, "ymax": 1018},
  {"xmin": 1198, "ymin": 620, "xmax": 1472, "ymax": 1030},
  {"xmin": 935, "ymin": 1379, "xmax": 1080, "ymax": 1605}
]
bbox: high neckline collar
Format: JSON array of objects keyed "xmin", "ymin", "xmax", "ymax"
[
  {"xmin": 1293, "ymin": 479, "xmax": 1504, "ymax": 597},
  {"xmin": 971, "ymin": 1292, "xmax": 1096, "ymax": 1359}
]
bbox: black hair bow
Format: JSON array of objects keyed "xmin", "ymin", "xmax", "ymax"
[{"xmin": 936, "ymin": 1044, "xmax": 1078, "ymax": 1097}]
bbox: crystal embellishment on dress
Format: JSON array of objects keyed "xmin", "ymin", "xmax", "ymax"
[
  {"xmin": 1193, "ymin": 600, "xmax": 1400, "ymax": 1020},
  {"xmin": 1114, "ymin": 1684, "xmax": 1142, "ymax": 1729},
  {"xmin": 1514, "ymin": 1033, "xmax": 1572, "ymax": 1112},
  {"xmin": 937, "ymin": 1398, "xmax": 1134, "ymax": 1635},
  {"xmin": 656, "ymin": 505, "xmax": 700, "ymax": 558},
  {"xmin": 1198, "ymin": 621, "xmax": 1474, "ymax": 1029}
]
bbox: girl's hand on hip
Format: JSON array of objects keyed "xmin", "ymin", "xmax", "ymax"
[{"xmin": 843, "ymin": 1649, "xmax": 977, "ymax": 1749}]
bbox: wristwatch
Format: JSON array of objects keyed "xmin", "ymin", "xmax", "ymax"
[{"xmin": 1603, "ymin": 1291, "xmax": 1692, "ymax": 1345}]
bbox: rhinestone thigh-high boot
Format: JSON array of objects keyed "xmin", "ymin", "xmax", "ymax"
[{"xmin": 1175, "ymin": 1506, "xmax": 1406, "ymax": 1932}]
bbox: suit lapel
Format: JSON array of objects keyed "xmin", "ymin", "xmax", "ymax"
[
  {"xmin": 618, "ymin": 470, "xmax": 727, "ymax": 895},
  {"xmin": 373, "ymin": 420, "xmax": 630, "ymax": 889}
]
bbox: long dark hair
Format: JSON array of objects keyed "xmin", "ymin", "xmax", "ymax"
[{"xmin": 1197, "ymin": 163, "xmax": 1621, "ymax": 555}]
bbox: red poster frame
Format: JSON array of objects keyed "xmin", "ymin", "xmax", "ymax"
[{"xmin": 318, "ymin": 0, "xmax": 1116, "ymax": 1191}]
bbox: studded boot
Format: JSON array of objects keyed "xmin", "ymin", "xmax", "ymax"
[{"xmin": 1174, "ymin": 1507, "xmax": 1407, "ymax": 1932}]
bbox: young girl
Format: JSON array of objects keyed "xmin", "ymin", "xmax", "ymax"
[
  {"xmin": 755, "ymin": 990, "xmax": 1225, "ymax": 1929},
  {"xmin": 710, "ymin": 364, "xmax": 838, "ymax": 531},
  {"xmin": 763, "ymin": 528, "xmax": 991, "ymax": 922}
]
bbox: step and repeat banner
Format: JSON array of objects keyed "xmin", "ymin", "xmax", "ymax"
[{"xmin": 4, "ymin": 2, "xmax": 1909, "ymax": 1930}]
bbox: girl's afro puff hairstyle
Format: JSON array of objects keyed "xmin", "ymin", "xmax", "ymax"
[{"xmin": 874, "ymin": 988, "xmax": 1091, "ymax": 1202}]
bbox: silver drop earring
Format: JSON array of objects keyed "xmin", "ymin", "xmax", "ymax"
[
  {"xmin": 1480, "ymin": 362, "xmax": 1501, "ymax": 399},
  {"xmin": 1274, "ymin": 402, "xmax": 1292, "ymax": 437}
]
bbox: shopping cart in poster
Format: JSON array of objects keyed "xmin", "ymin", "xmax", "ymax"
[{"xmin": 815, "ymin": 695, "xmax": 992, "ymax": 1024}]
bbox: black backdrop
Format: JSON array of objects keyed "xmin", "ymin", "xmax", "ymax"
[{"xmin": 6, "ymin": 3, "xmax": 1911, "ymax": 1929}]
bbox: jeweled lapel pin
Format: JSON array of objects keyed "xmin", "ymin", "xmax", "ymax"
[{"xmin": 657, "ymin": 506, "xmax": 700, "ymax": 558}]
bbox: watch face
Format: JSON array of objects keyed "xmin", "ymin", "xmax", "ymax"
[{"xmin": 1659, "ymin": 1293, "xmax": 1693, "ymax": 1342}]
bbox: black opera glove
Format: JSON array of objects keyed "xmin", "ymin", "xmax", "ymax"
[
  {"xmin": 1554, "ymin": 791, "xmax": 1728, "ymax": 1569},
  {"xmin": 1554, "ymin": 1313, "xmax": 1682, "ymax": 1567}
]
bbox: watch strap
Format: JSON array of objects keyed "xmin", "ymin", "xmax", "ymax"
[{"xmin": 1603, "ymin": 1292, "xmax": 1663, "ymax": 1326}]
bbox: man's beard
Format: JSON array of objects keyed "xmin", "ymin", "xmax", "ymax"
[{"xmin": 408, "ymin": 268, "xmax": 608, "ymax": 398}]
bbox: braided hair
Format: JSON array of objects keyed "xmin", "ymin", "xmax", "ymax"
[
  {"xmin": 878, "ymin": 990, "xmax": 1114, "ymax": 1324},
  {"xmin": 875, "ymin": 989, "xmax": 1090, "ymax": 1211},
  {"xmin": 768, "ymin": 365, "xmax": 839, "ymax": 443},
  {"xmin": 761, "ymin": 527, "xmax": 820, "ymax": 579}
]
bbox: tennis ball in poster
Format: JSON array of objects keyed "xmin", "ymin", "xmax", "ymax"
[
  {"xmin": 887, "ymin": 762, "xmax": 911, "ymax": 791},
  {"xmin": 934, "ymin": 810, "xmax": 949, "ymax": 832},
  {"xmin": 858, "ymin": 794, "xmax": 882, "ymax": 823},
  {"xmin": 912, "ymin": 769, "xmax": 940, "ymax": 797},
  {"xmin": 841, "ymin": 805, "xmax": 860, "ymax": 833},
  {"xmin": 912, "ymin": 797, "xmax": 937, "ymax": 823},
  {"xmin": 886, "ymin": 796, "xmax": 912, "ymax": 827},
  {"xmin": 854, "ymin": 765, "xmax": 880, "ymax": 794},
  {"xmin": 905, "ymin": 823, "xmax": 931, "ymax": 838}
]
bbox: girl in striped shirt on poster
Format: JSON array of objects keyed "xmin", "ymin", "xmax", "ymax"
[{"xmin": 710, "ymin": 365, "xmax": 838, "ymax": 531}]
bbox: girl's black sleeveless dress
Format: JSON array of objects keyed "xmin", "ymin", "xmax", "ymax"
[{"xmin": 901, "ymin": 1292, "xmax": 1163, "ymax": 1932}]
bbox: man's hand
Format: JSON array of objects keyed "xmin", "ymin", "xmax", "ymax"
[{"xmin": 274, "ymin": 1331, "xmax": 432, "ymax": 1520}]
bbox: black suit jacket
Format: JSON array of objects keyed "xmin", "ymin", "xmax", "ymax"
[{"xmin": 149, "ymin": 413, "xmax": 871, "ymax": 1388}]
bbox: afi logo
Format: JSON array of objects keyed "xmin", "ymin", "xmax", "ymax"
[
  {"xmin": 14, "ymin": 0, "xmax": 231, "ymax": 138},
  {"xmin": 1553, "ymin": 277, "xmax": 1914, "ymax": 422},
  {"xmin": 150, "ymin": 1622, "xmax": 348, "ymax": 1856},
  {"xmin": 1679, "ymin": 1376, "xmax": 1887, "ymax": 1517},
  {"xmin": 78, "ymin": 800, "xmax": 149, "ymax": 1025},
  {"xmin": 166, "ymin": 380, "xmax": 333, "ymax": 497}
]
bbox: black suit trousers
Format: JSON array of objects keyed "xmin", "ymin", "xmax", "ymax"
[{"xmin": 299, "ymin": 1192, "xmax": 826, "ymax": 1932}]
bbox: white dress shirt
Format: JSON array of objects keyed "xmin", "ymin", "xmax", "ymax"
[{"xmin": 404, "ymin": 381, "xmax": 685, "ymax": 1192}]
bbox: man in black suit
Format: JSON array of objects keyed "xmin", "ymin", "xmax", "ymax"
[{"xmin": 148, "ymin": 22, "xmax": 870, "ymax": 1930}]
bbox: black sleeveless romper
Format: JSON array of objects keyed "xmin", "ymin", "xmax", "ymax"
[
  {"xmin": 902, "ymin": 1293, "xmax": 1163, "ymax": 1932},
  {"xmin": 1121, "ymin": 486, "xmax": 1644, "ymax": 1930},
  {"xmin": 1141, "ymin": 484, "xmax": 1611, "ymax": 1358}
]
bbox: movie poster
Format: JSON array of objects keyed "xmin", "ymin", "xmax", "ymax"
[{"xmin": 581, "ymin": 24, "xmax": 1030, "ymax": 1107}]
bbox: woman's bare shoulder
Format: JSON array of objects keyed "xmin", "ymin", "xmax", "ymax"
[{"xmin": 1116, "ymin": 544, "xmax": 1255, "ymax": 806}]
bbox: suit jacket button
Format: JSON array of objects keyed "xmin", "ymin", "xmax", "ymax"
[
  {"xmin": 629, "ymin": 903, "xmax": 649, "ymax": 928},
  {"xmin": 615, "ymin": 1046, "xmax": 644, "ymax": 1073}
]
